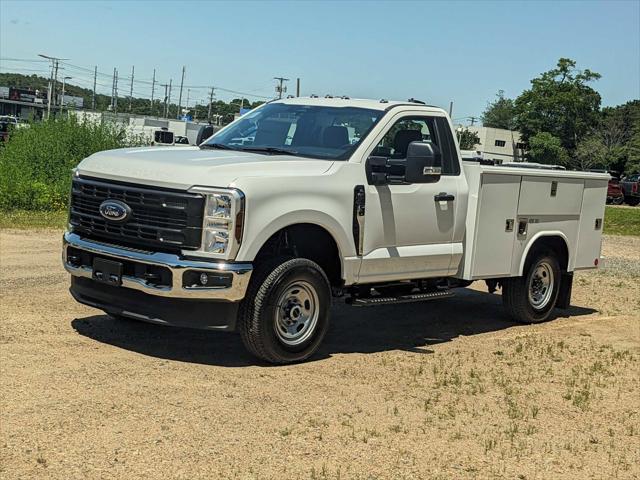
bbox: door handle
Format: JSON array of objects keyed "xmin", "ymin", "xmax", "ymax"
[{"xmin": 434, "ymin": 192, "xmax": 455, "ymax": 202}]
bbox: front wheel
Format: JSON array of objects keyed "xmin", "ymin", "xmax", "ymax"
[
  {"xmin": 502, "ymin": 251, "xmax": 561, "ymax": 323},
  {"xmin": 238, "ymin": 257, "xmax": 331, "ymax": 364}
]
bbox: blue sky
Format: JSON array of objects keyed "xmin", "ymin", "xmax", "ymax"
[{"xmin": 1, "ymin": 0, "xmax": 638, "ymax": 121}]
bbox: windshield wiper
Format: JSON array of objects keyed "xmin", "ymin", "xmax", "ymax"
[
  {"xmin": 237, "ymin": 146, "xmax": 299, "ymax": 156},
  {"xmin": 199, "ymin": 143, "xmax": 237, "ymax": 150}
]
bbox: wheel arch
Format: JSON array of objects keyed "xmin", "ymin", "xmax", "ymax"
[
  {"xmin": 239, "ymin": 212, "xmax": 348, "ymax": 287},
  {"xmin": 518, "ymin": 232, "xmax": 571, "ymax": 276}
]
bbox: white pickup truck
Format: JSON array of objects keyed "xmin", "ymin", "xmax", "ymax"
[{"xmin": 63, "ymin": 97, "xmax": 608, "ymax": 363}]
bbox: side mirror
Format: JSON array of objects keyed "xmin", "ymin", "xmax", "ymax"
[
  {"xmin": 196, "ymin": 125, "xmax": 215, "ymax": 145},
  {"xmin": 404, "ymin": 141, "xmax": 442, "ymax": 183}
]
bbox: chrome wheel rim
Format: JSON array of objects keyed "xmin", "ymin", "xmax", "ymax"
[
  {"xmin": 274, "ymin": 280, "xmax": 319, "ymax": 346},
  {"xmin": 528, "ymin": 261, "xmax": 554, "ymax": 310}
]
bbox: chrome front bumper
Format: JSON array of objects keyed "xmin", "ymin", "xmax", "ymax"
[{"xmin": 62, "ymin": 232, "xmax": 252, "ymax": 301}]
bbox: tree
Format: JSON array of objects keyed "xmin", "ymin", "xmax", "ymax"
[
  {"xmin": 575, "ymin": 137, "xmax": 609, "ymax": 171},
  {"xmin": 458, "ymin": 128, "xmax": 481, "ymax": 150},
  {"xmin": 481, "ymin": 90, "xmax": 516, "ymax": 130},
  {"xmin": 527, "ymin": 132, "xmax": 569, "ymax": 165},
  {"xmin": 515, "ymin": 58, "xmax": 601, "ymax": 154},
  {"xmin": 625, "ymin": 130, "xmax": 640, "ymax": 174},
  {"xmin": 599, "ymin": 100, "xmax": 640, "ymax": 173}
]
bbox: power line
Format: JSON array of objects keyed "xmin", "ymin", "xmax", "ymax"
[
  {"xmin": 0, "ymin": 57, "xmax": 49, "ymax": 63},
  {"xmin": 57, "ymin": 60, "xmax": 272, "ymax": 99}
]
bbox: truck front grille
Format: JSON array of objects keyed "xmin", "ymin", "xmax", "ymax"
[{"xmin": 69, "ymin": 176, "xmax": 205, "ymax": 252}]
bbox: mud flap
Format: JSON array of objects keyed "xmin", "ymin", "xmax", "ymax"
[{"xmin": 556, "ymin": 271, "xmax": 573, "ymax": 309}]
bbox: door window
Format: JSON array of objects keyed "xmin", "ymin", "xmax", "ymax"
[
  {"xmin": 371, "ymin": 115, "xmax": 461, "ymax": 176},
  {"xmin": 372, "ymin": 117, "xmax": 437, "ymax": 159}
]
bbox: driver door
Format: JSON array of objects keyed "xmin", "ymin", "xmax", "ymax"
[{"xmin": 357, "ymin": 113, "xmax": 461, "ymax": 283}]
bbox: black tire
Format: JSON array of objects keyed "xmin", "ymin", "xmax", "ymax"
[
  {"xmin": 238, "ymin": 257, "xmax": 331, "ymax": 364},
  {"xmin": 502, "ymin": 250, "xmax": 561, "ymax": 324},
  {"xmin": 625, "ymin": 196, "xmax": 640, "ymax": 206}
]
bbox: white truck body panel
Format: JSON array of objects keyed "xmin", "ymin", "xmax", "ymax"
[{"xmin": 459, "ymin": 162, "xmax": 608, "ymax": 280}]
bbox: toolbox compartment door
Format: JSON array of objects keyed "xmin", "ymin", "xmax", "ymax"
[
  {"xmin": 518, "ymin": 176, "xmax": 583, "ymax": 216},
  {"xmin": 574, "ymin": 179, "xmax": 607, "ymax": 269},
  {"xmin": 471, "ymin": 174, "xmax": 521, "ymax": 278}
]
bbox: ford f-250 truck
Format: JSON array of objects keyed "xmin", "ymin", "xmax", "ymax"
[{"xmin": 63, "ymin": 97, "xmax": 609, "ymax": 364}]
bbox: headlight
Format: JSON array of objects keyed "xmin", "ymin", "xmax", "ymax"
[{"xmin": 188, "ymin": 187, "xmax": 245, "ymax": 259}]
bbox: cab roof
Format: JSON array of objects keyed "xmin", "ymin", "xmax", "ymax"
[{"xmin": 271, "ymin": 96, "xmax": 445, "ymax": 114}]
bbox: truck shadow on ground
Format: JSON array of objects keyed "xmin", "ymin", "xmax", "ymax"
[{"xmin": 71, "ymin": 288, "xmax": 596, "ymax": 367}]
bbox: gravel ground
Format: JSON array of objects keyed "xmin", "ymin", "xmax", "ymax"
[{"xmin": 1, "ymin": 230, "xmax": 639, "ymax": 480}]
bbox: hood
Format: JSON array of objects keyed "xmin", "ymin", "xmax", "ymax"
[{"xmin": 77, "ymin": 146, "xmax": 335, "ymax": 189}]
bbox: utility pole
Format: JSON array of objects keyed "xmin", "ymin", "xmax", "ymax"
[
  {"xmin": 92, "ymin": 66, "xmax": 97, "ymax": 111},
  {"xmin": 128, "ymin": 65, "xmax": 134, "ymax": 112},
  {"xmin": 448, "ymin": 101, "xmax": 453, "ymax": 118},
  {"xmin": 470, "ymin": 116, "xmax": 477, "ymax": 126},
  {"xmin": 167, "ymin": 79, "xmax": 172, "ymax": 118},
  {"xmin": 52, "ymin": 61, "xmax": 59, "ymax": 110},
  {"xmin": 150, "ymin": 69, "xmax": 156, "ymax": 116},
  {"xmin": 193, "ymin": 96, "xmax": 198, "ymax": 122},
  {"xmin": 111, "ymin": 67, "xmax": 116, "ymax": 111},
  {"xmin": 114, "ymin": 70, "xmax": 119, "ymax": 114},
  {"xmin": 207, "ymin": 87, "xmax": 214, "ymax": 122},
  {"xmin": 273, "ymin": 76, "xmax": 289, "ymax": 99},
  {"xmin": 296, "ymin": 78, "xmax": 300, "ymax": 97},
  {"xmin": 60, "ymin": 76, "xmax": 71, "ymax": 113},
  {"xmin": 161, "ymin": 83, "xmax": 168, "ymax": 118},
  {"xmin": 185, "ymin": 88, "xmax": 190, "ymax": 118},
  {"xmin": 38, "ymin": 54, "xmax": 68, "ymax": 118},
  {"xmin": 177, "ymin": 66, "xmax": 185, "ymax": 119},
  {"xmin": 40, "ymin": 56, "xmax": 54, "ymax": 119}
]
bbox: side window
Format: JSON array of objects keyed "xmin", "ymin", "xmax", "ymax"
[{"xmin": 372, "ymin": 116, "xmax": 437, "ymax": 159}]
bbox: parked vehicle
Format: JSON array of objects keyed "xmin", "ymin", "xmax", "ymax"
[
  {"xmin": 606, "ymin": 177, "xmax": 624, "ymax": 205},
  {"xmin": 151, "ymin": 129, "xmax": 191, "ymax": 147},
  {"xmin": 0, "ymin": 115, "xmax": 18, "ymax": 142},
  {"xmin": 63, "ymin": 97, "xmax": 608, "ymax": 364},
  {"xmin": 621, "ymin": 174, "xmax": 640, "ymax": 206}
]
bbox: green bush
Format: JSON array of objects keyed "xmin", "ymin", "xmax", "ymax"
[{"xmin": 0, "ymin": 115, "xmax": 147, "ymax": 211}]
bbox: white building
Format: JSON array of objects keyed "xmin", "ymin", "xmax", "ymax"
[{"xmin": 464, "ymin": 126, "xmax": 526, "ymax": 164}]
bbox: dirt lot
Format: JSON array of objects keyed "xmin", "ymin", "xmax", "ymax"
[{"xmin": 1, "ymin": 230, "xmax": 639, "ymax": 480}]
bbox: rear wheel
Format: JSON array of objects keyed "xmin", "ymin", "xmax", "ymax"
[
  {"xmin": 502, "ymin": 251, "xmax": 561, "ymax": 323},
  {"xmin": 238, "ymin": 257, "xmax": 331, "ymax": 364}
]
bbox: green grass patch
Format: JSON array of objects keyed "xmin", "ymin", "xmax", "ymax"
[
  {"xmin": 0, "ymin": 210, "xmax": 67, "ymax": 229},
  {"xmin": 604, "ymin": 206, "xmax": 640, "ymax": 236}
]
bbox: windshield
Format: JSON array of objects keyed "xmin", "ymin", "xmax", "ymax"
[{"xmin": 202, "ymin": 103, "xmax": 383, "ymax": 160}]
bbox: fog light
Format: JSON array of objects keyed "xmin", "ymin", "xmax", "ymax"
[{"xmin": 183, "ymin": 270, "xmax": 233, "ymax": 289}]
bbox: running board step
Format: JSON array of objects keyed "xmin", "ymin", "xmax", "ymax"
[{"xmin": 347, "ymin": 290, "xmax": 454, "ymax": 307}]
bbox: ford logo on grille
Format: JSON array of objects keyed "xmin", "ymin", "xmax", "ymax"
[{"xmin": 99, "ymin": 200, "xmax": 131, "ymax": 222}]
